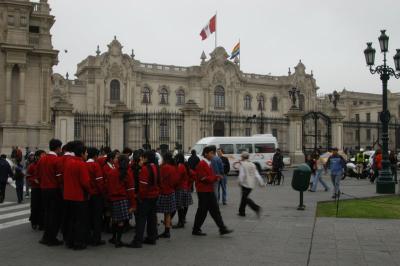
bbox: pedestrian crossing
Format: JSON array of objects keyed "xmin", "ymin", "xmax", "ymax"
[{"xmin": 0, "ymin": 201, "xmax": 30, "ymax": 230}]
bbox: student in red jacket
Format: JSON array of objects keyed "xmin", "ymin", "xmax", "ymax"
[
  {"xmin": 102, "ymin": 150, "xmax": 119, "ymax": 233},
  {"xmin": 26, "ymin": 150, "xmax": 46, "ymax": 230},
  {"xmin": 63, "ymin": 141, "xmax": 91, "ymax": 250},
  {"xmin": 36, "ymin": 138, "xmax": 63, "ymax": 246},
  {"xmin": 86, "ymin": 147, "xmax": 106, "ymax": 246},
  {"xmin": 157, "ymin": 152, "xmax": 179, "ymax": 238},
  {"xmin": 107, "ymin": 154, "xmax": 136, "ymax": 248},
  {"xmin": 172, "ymin": 153, "xmax": 194, "ymax": 229},
  {"xmin": 192, "ymin": 145, "xmax": 233, "ymax": 236},
  {"xmin": 129, "ymin": 150, "xmax": 160, "ymax": 248}
]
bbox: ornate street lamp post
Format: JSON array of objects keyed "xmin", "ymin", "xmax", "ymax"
[
  {"xmin": 363, "ymin": 30, "xmax": 400, "ymax": 194},
  {"xmin": 258, "ymin": 101, "xmax": 264, "ymax": 134},
  {"xmin": 144, "ymin": 94, "xmax": 150, "ymax": 150}
]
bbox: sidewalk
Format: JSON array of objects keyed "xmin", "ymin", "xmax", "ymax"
[{"xmin": 0, "ymin": 172, "xmax": 395, "ymax": 266}]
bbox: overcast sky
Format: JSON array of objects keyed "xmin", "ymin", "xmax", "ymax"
[{"xmin": 48, "ymin": 0, "xmax": 400, "ymax": 94}]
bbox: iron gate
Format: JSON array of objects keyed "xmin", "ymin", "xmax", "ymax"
[
  {"xmin": 302, "ymin": 111, "xmax": 331, "ymax": 154},
  {"xmin": 74, "ymin": 113, "xmax": 111, "ymax": 148}
]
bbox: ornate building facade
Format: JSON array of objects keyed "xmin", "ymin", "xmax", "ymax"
[{"xmin": 1, "ymin": 0, "xmax": 400, "ymax": 162}]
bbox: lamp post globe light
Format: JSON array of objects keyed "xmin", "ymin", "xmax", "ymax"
[{"xmin": 363, "ymin": 30, "xmax": 400, "ymax": 194}]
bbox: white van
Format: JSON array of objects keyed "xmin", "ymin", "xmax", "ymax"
[{"xmin": 191, "ymin": 134, "xmax": 278, "ymax": 172}]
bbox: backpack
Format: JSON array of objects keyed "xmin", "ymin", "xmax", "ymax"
[{"xmin": 221, "ymin": 156, "xmax": 230, "ymax": 175}]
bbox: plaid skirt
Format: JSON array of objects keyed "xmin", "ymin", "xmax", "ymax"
[
  {"xmin": 111, "ymin": 199, "xmax": 132, "ymax": 222},
  {"xmin": 157, "ymin": 193, "xmax": 176, "ymax": 214},
  {"xmin": 175, "ymin": 189, "xmax": 193, "ymax": 209}
]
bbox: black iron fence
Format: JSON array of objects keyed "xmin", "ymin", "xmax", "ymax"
[
  {"xmin": 74, "ymin": 113, "xmax": 111, "ymax": 148},
  {"xmin": 124, "ymin": 112, "xmax": 184, "ymax": 152}
]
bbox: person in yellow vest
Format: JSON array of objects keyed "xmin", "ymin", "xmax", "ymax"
[{"xmin": 355, "ymin": 149, "xmax": 365, "ymax": 179}]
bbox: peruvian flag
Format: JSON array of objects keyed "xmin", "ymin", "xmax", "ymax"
[{"xmin": 200, "ymin": 15, "xmax": 216, "ymax": 41}]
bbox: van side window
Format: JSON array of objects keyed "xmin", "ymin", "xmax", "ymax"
[
  {"xmin": 255, "ymin": 143, "xmax": 275, "ymax": 153},
  {"xmin": 219, "ymin": 144, "xmax": 234, "ymax": 154},
  {"xmin": 236, "ymin": 144, "xmax": 253, "ymax": 154}
]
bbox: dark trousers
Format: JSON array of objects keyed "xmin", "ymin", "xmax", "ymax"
[
  {"xmin": 391, "ymin": 165, "xmax": 398, "ymax": 183},
  {"xmin": 15, "ymin": 178, "xmax": 24, "ymax": 203},
  {"xmin": 41, "ymin": 189, "xmax": 63, "ymax": 242},
  {"xmin": 134, "ymin": 198, "xmax": 158, "ymax": 243},
  {"xmin": 64, "ymin": 200, "xmax": 89, "ymax": 247},
  {"xmin": 0, "ymin": 182, "xmax": 6, "ymax": 203},
  {"xmin": 193, "ymin": 192, "xmax": 226, "ymax": 232},
  {"xmin": 238, "ymin": 186, "xmax": 260, "ymax": 215},
  {"xmin": 89, "ymin": 194, "xmax": 104, "ymax": 243},
  {"xmin": 30, "ymin": 188, "xmax": 43, "ymax": 227}
]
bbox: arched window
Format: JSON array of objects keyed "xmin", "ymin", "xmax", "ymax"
[
  {"xmin": 257, "ymin": 95, "xmax": 265, "ymax": 111},
  {"xmin": 271, "ymin": 96, "xmax": 278, "ymax": 111},
  {"xmin": 160, "ymin": 120, "xmax": 169, "ymax": 140},
  {"xmin": 160, "ymin": 88, "xmax": 168, "ymax": 105},
  {"xmin": 142, "ymin": 87, "xmax": 151, "ymax": 104},
  {"xmin": 110, "ymin": 79, "xmax": 120, "ymax": 103},
  {"xmin": 244, "ymin": 94, "xmax": 252, "ymax": 110},
  {"xmin": 176, "ymin": 89, "xmax": 185, "ymax": 106},
  {"xmin": 214, "ymin": 86, "xmax": 225, "ymax": 109}
]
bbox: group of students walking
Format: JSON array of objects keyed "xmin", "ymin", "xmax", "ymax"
[{"xmin": 25, "ymin": 139, "xmax": 235, "ymax": 250}]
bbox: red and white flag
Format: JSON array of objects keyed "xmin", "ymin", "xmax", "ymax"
[{"xmin": 200, "ymin": 15, "xmax": 216, "ymax": 41}]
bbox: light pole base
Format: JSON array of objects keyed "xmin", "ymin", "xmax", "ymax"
[{"xmin": 376, "ymin": 180, "xmax": 396, "ymax": 194}]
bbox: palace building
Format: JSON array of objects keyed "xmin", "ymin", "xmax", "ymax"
[{"xmin": 1, "ymin": 0, "xmax": 400, "ymax": 163}]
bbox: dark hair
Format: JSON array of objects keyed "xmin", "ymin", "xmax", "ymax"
[
  {"xmin": 106, "ymin": 151, "xmax": 117, "ymax": 163},
  {"xmin": 143, "ymin": 150, "xmax": 156, "ymax": 164},
  {"xmin": 202, "ymin": 145, "xmax": 215, "ymax": 157},
  {"xmin": 34, "ymin": 150, "xmax": 46, "ymax": 162},
  {"xmin": 162, "ymin": 152, "xmax": 175, "ymax": 165},
  {"xmin": 62, "ymin": 142, "xmax": 74, "ymax": 153},
  {"xmin": 87, "ymin": 147, "xmax": 99, "ymax": 159},
  {"xmin": 0, "ymin": 154, "xmax": 6, "ymax": 159},
  {"xmin": 118, "ymin": 154, "xmax": 129, "ymax": 183},
  {"xmin": 122, "ymin": 147, "xmax": 133, "ymax": 156},
  {"xmin": 49, "ymin": 138, "xmax": 62, "ymax": 152},
  {"xmin": 191, "ymin": 149, "xmax": 197, "ymax": 156},
  {"xmin": 101, "ymin": 146, "xmax": 111, "ymax": 155},
  {"xmin": 143, "ymin": 150, "xmax": 160, "ymax": 186},
  {"xmin": 71, "ymin": 141, "xmax": 86, "ymax": 157},
  {"xmin": 175, "ymin": 153, "xmax": 190, "ymax": 175}
]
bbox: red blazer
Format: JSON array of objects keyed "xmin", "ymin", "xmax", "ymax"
[
  {"xmin": 194, "ymin": 160, "xmax": 219, "ymax": 192},
  {"xmin": 97, "ymin": 156, "xmax": 108, "ymax": 168},
  {"xmin": 138, "ymin": 163, "xmax": 160, "ymax": 199},
  {"xmin": 159, "ymin": 164, "xmax": 179, "ymax": 195},
  {"xmin": 86, "ymin": 160, "xmax": 105, "ymax": 196},
  {"xmin": 107, "ymin": 167, "xmax": 136, "ymax": 209},
  {"xmin": 55, "ymin": 153, "xmax": 75, "ymax": 185},
  {"xmin": 36, "ymin": 152, "xmax": 61, "ymax": 189},
  {"xmin": 26, "ymin": 162, "xmax": 40, "ymax": 189},
  {"xmin": 176, "ymin": 163, "xmax": 194, "ymax": 191},
  {"xmin": 63, "ymin": 157, "xmax": 91, "ymax": 201}
]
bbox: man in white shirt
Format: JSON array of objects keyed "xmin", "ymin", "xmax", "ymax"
[{"xmin": 238, "ymin": 152, "xmax": 265, "ymax": 217}]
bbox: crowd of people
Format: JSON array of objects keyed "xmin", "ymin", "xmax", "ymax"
[{"xmin": 1, "ymin": 139, "xmax": 283, "ymax": 250}]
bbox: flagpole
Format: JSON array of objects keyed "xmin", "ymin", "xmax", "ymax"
[{"xmin": 215, "ymin": 11, "xmax": 217, "ymax": 49}]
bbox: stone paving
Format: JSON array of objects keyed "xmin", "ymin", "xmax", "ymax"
[{"xmin": 0, "ymin": 170, "xmax": 398, "ymax": 266}]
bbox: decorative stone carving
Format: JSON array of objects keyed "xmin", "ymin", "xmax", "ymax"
[{"xmin": 108, "ymin": 36, "xmax": 123, "ymax": 57}]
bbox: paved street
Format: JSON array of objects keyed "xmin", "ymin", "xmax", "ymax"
[{"xmin": 0, "ymin": 170, "xmax": 398, "ymax": 266}]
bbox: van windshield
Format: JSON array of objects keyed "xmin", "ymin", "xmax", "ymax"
[{"xmin": 192, "ymin": 144, "xmax": 206, "ymax": 156}]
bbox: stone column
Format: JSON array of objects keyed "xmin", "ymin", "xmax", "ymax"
[
  {"xmin": 330, "ymin": 109, "xmax": 345, "ymax": 150},
  {"xmin": 19, "ymin": 65, "xmax": 26, "ymax": 123},
  {"xmin": 5, "ymin": 64, "xmax": 13, "ymax": 123},
  {"xmin": 180, "ymin": 100, "xmax": 202, "ymax": 152},
  {"xmin": 110, "ymin": 103, "xmax": 129, "ymax": 150},
  {"xmin": 53, "ymin": 100, "xmax": 74, "ymax": 145},
  {"xmin": 286, "ymin": 109, "xmax": 305, "ymax": 165}
]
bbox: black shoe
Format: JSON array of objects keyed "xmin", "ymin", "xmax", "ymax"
[
  {"xmin": 220, "ymin": 228, "xmax": 233, "ymax": 235},
  {"xmin": 223, "ymin": 202, "xmax": 227, "ymax": 205},
  {"xmin": 127, "ymin": 241, "xmax": 143, "ymax": 248},
  {"xmin": 108, "ymin": 237, "xmax": 116, "ymax": 244},
  {"xmin": 143, "ymin": 238, "xmax": 156, "ymax": 245},
  {"xmin": 172, "ymin": 223, "xmax": 184, "ymax": 229},
  {"xmin": 92, "ymin": 240, "xmax": 106, "ymax": 246},
  {"xmin": 192, "ymin": 230, "xmax": 207, "ymax": 236},
  {"xmin": 31, "ymin": 224, "xmax": 38, "ymax": 231},
  {"xmin": 47, "ymin": 239, "xmax": 63, "ymax": 246},
  {"xmin": 237, "ymin": 213, "xmax": 246, "ymax": 217},
  {"xmin": 324, "ymin": 188, "xmax": 329, "ymax": 192},
  {"xmin": 73, "ymin": 244, "xmax": 87, "ymax": 250},
  {"xmin": 158, "ymin": 231, "xmax": 170, "ymax": 239},
  {"xmin": 39, "ymin": 238, "xmax": 49, "ymax": 245},
  {"xmin": 114, "ymin": 241, "xmax": 125, "ymax": 248},
  {"xmin": 255, "ymin": 208, "xmax": 262, "ymax": 219}
]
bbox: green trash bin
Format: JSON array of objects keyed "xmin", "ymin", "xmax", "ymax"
[{"xmin": 291, "ymin": 164, "xmax": 312, "ymax": 210}]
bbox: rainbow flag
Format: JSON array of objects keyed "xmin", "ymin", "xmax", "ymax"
[{"xmin": 230, "ymin": 41, "xmax": 240, "ymax": 60}]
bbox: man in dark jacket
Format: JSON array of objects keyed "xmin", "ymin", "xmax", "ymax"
[
  {"xmin": 188, "ymin": 150, "xmax": 200, "ymax": 170},
  {"xmin": 0, "ymin": 154, "xmax": 14, "ymax": 203},
  {"xmin": 217, "ymin": 148, "xmax": 230, "ymax": 205},
  {"xmin": 272, "ymin": 149, "xmax": 284, "ymax": 185}
]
